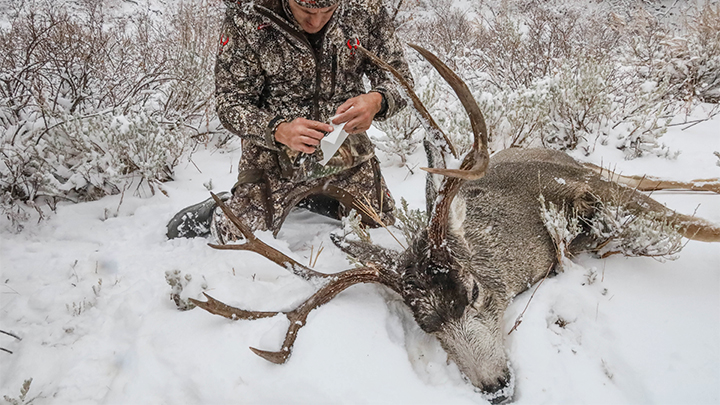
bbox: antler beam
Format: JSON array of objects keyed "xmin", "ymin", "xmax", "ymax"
[
  {"xmin": 361, "ymin": 43, "xmax": 491, "ymax": 259},
  {"xmin": 406, "ymin": 43, "xmax": 489, "ymax": 182},
  {"xmin": 207, "ymin": 192, "xmax": 328, "ymax": 281},
  {"xmin": 357, "ymin": 44, "xmax": 457, "ymax": 160}
]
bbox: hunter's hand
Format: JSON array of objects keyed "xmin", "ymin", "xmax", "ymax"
[
  {"xmin": 275, "ymin": 117, "xmax": 334, "ymax": 154},
  {"xmin": 332, "ymin": 92, "xmax": 383, "ymax": 134}
]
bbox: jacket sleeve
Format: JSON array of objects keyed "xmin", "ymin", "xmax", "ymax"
[
  {"xmin": 363, "ymin": 3, "xmax": 413, "ymax": 121},
  {"xmin": 215, "ymin": 12, "xmax": 281, "ymax": 150}
]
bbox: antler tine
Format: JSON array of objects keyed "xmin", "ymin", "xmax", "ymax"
[
  {"xmin": 356, "ymin": 45, "xmax": 457, "ymax": 160},
  {"xmin": 387, "ymin": 44, "xmax": 490, "ymax": 258},
  {"xmin": 189, "ymin": 266, "xmax": 400, "ymax": 364},
  {"xmin": 357, "ymin": 43, "xmax": 490, "ymax": 180},
  {"xmin": 190, "ymin": 292, "xmax": 279, "ymax": 320},
  {"xmin": 407, "ymin": 43, "xmax": 489, "ymax": 181},
  {"xmin": 208, "ymin": 192, "xmax": 329, "ymax": 281},
  {"xmin": 407, "ymin": 44, "xmax": 488, "ymax": 154}
]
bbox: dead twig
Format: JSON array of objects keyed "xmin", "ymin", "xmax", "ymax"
[
  {"xmin": 508, "ymin": 263, "xmax": 554, "ymax": 335},
  {"xmin": 355, "ymin": 196, "xmax": 406, "ymax": 249},
  {"xmin": 309, "ymin": 242, "xmax": 324, "ymax": 268},
  {"xmin": 663, "ymin": 109, "xmax": 720, "ymax": 130}
]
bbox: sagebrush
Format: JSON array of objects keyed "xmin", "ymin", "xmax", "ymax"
[
  {"xmin": 0, "ymin": 0, "xmax": 225, "ymax": 229},
  {"xmin": 2, "ymin": 0, "xmax": 718, "ymax": 230},
  {"xmin": 374, "ymin": 0, "xmax": 718, "ymax": 164}
]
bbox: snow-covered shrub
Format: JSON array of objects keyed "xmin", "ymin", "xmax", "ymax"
[
  {"xmin": 587, "ymin": 203, "xmax": 683, "ymax": 259},
  {"xmin": 538, "ymin": 194, "xmax": 582, "ymax": 265},
  {"xmin": 3, "ymin": 378, "xmax": 34, "ymax": 405},
  {"xmin": 340, "ymin": 209, "xmax": 372, "ymax": 244},
  {"xmin": 615, "ymin": 4, "xmax": 720, "ymax": 104},
  {"xmin": 0, "ymin": 0, "xmax": 225, "ymax": 226},
  {"xmin": 388, "ymin": 0, "xmax": 706, "ymax": 159},
  {"xmin": 0, "ymin": 192, "xmax": 31, "ymax": 233},
  {"xmin": 539, "ymin": 194, "xmax": 683, "ymax": 262},
  {"xmin": 165, "ymin": 270, "xmax": 196, "ymax": 311},
  {"xmin": 394, "ymin": 197, "xmax": 428, "ymax": 244},
  {"xmin": 27, "ymin": 111, "xmax": 186, "ymax": 201}
]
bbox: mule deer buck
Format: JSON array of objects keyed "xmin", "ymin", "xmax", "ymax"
[{"xmin": 190, "ymin": 44, "xmax": 720, "ymax": 403}]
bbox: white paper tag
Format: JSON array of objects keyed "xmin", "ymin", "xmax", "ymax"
[{"xmin": 319, "ymin": 117, "xmax": 349, "ymax": 166}]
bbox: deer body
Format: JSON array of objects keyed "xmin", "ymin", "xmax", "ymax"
[
  {"xmin": 334, "ymin": 143, "xmax": 719, "ymax": 401},
  {"xmin": 400, "ymin": 148, "xmax": 599, "ymax": 398}
]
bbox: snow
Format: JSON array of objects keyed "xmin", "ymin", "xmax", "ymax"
[
  {"xmin": 2, "ymin": 114, "xmax": 719, "ymax": 403},
  {"xmin": 2, "ymin": 0, "xmax": 720, "ymax": 400}
]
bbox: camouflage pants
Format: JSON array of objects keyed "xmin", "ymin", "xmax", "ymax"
[{"xmin": 211, "ymin": 156, "xmax": 395, "ymax": 243}]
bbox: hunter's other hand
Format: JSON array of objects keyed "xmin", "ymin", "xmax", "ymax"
[
  {"xmin": 275, "ymin": 117, "xmax": 334, "ymax": 154},
  {"xmin": 332, "ymin": 92, "xmax": 382, "ymax": 134}
]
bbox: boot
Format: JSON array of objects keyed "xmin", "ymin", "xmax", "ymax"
[
  {"xmin": 166, "ymin": 192, "xmax": 231, "ymax": 239},
  {"xmin": 297, "ymin": 194, "xmax": 343, "ymax": 221}
]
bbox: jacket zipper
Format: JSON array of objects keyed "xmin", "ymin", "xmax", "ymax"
[{"xmin": 254, "ymin": 5, "xmax": 324, "ymax": 121}]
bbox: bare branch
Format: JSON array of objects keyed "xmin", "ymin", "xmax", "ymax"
[{"xmin": 0, "ymin": 330, "xmax": 22, "ymax": 340}]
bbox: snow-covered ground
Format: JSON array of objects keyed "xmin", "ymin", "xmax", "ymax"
[{"xmin": 2, "ymin": 103, "xmax": 719, "ymax": 403}]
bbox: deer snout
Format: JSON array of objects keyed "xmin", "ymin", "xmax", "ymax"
[
  {"xmin": 469, "ymin": 368, "xmax": 514, "ymax": 404},
  {"xmin": 437, "ymin": 317, "xmax": 514, "ymax": 402},
  {"xmin": 458, "ymin": 361, "xmax": 514, "ymax": 404}
]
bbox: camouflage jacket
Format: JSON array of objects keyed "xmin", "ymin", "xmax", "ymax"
[{"xmin": 215, "ymin": 0, "xmax": 413, "ymax": 182}]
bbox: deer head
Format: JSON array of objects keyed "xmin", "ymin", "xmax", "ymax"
[
  {"xmin": 398, "ymin": 229, "xmax": 513, "ymax": 399},
  {"xmin": 358, "ymin": 43, "xmax": 513, "ymax": 400}
]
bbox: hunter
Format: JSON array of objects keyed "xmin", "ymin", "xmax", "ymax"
[{"xmin": 167, "ymin": 0, "xmax": 413, "ymax": 241}]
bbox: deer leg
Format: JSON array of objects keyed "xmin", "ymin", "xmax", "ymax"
[
  {"xmin": 586, "ymin": 177, "xmax": 720, "ymax": 244},
  {"xmin": 584, "ymin": 162, "xmax": 720, "ymax": 193},
  {"xmin": 671, "ymin": 213, "xmax": 720, "ymax": 242},
  {"xmin": 584, "ymin": 167, "xmax": 720, "ymax": 242}
]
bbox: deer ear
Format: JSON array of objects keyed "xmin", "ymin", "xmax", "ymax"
[
  {"xmin": 330, "ymin": 233, "xmax": 401, "ymax": 270},
  {"xmin": 423, "ymin": 140, "xmax": 443, "ymax": 215}
]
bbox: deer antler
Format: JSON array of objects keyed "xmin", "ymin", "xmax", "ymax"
[
  {"xmin": 406, "ymin": 44, "xmax": 489, "ymax": 181},
  {"xmin": 206, "ymin": 192, "xmax": 327, "ymax": 281},
  {"xmin": 357, "ymin": 45, "xmax": 457, "ymax": 161},
  {"xmin": 190, "ymin": 266, "xmax": 389, "ymax": 363},
  {"xmin": 191, "ymin": 193, "xmax": 402, "ymax": 363},
  {"xmin": 403, "ymin": 45, "xmax": 490, "ymax": 259},
  {"xmin": 359, "ymin": 44, "xmax": 489, "ymax": 260}
]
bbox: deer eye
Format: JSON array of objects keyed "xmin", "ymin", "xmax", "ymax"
[{"xmin": 471, "ymin": 282, "xmax": 480, "ymax": 304}]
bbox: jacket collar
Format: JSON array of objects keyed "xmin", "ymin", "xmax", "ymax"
[{"xmin": 254, "ymin": 0, "xmax": 339, "ymax": 43}]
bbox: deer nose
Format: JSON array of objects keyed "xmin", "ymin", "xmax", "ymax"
[
  {"xmin": 474, "ymin": 371, "xmax": 514, "ymax": 404},
  {"xmin": 461, "ymin": 366, "xmax": 514, "ymax": 404}
]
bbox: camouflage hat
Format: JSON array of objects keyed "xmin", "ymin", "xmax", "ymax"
[{"xmin": 293, "ymin": 0, "xmax": 339, "ymax": 8}]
